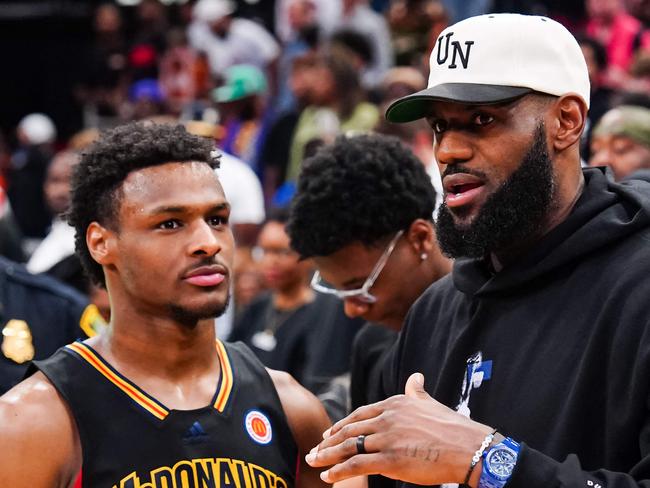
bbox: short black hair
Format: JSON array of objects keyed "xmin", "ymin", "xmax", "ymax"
[
  {"xmin": 67, "ymin": 122, "xmax": 218, "ymax": 287},
  {"xmin": 330, "ymin": 29, "xmax": 374, "ymax": 64},
  {"xmin": 287, "ymin": 134, "xmax": 436, "ymax": 258}
]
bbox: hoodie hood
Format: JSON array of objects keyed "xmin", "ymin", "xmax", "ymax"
[{"xmin": 453, "ymin": 167, "xmax": 650, "ymax": 296}]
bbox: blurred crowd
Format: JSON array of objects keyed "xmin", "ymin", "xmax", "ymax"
[{"xmin": 1, "ymin": 0, "xmax": 650, "ymax": 403}]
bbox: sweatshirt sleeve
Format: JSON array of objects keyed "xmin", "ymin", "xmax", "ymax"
[{"xmin": 508, "ymin": 443, "xmax": 650, "ymax": 488}]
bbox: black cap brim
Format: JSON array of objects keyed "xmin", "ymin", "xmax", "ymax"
[{"xmin": 385, "ymin": 84, "xmax": 532, "ymax": 123}]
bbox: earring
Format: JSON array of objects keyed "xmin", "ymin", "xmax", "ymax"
[{"xmin": 420, "ymin": 253, "xmax": 428, "ymax": 261}]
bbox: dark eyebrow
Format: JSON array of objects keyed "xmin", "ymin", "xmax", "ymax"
[{"xmin": 149, "ymin": 203, "xmax": 231, "ymax": 215}]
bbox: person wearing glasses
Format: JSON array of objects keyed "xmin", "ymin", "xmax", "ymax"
[
  {"xmin": 230, "ymin": 208, "xmax": 364, "ymax": 406},
  {"xmin": 286, "ymin": 133, "xmax": 450, "ymax": 431}
]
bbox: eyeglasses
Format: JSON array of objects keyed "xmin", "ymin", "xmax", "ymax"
[{"xmin": 310, "ymin": 230, "xmax": 404, "ymax": 304}]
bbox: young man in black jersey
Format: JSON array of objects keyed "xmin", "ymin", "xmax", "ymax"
[{"xmin": 0, "ymin": 122, "xmax": 331, "ymax": 488}]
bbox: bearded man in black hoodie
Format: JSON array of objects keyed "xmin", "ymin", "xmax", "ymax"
[{"xmin": 306, "ymin": 13, "xmax": 650, "ymax": 488}]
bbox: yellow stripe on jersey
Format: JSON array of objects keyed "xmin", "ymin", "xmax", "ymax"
[
  {"xmin": 66, "ymin": 342, "xmax": 169, "ymax": 420},
  {"xmin": 213, "ymin": 340, "xmax": 234, "ymax": 412}
]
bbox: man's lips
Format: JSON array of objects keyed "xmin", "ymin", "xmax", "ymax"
[
  {"xmin": 183, "ymin": 265, "xmax": 227, "ymax": 287},
  {"xmin": 443, "ymin": 173, "xmax": 486, "ymax": 208}
]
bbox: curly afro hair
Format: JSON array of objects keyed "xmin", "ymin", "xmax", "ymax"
[
  {"xmin": 66, "ymin": 122, "xmax": 218, "ymax": 287},
  {"xmin": 287, "ymin": 133, "xmax": 436, "ymax": 258}
]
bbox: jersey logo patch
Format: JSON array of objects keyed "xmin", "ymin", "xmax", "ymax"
[
  {"xmin": 244, "ymin": 410, "xmax": 272, "ymax": 445},
  {"xmin": 183, "ymin": 421, "xmax": 208, "ymax": 444}
]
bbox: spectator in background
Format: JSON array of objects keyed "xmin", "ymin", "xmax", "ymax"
[
  {"xmin": 124, "ymin": 78, "xmax": 166, "ymax": 121},
  {"xmin": 625, "ymin": 0, "xmax": 650, "ymax": 50},
  {"xmin": 231, "ymin": 210, "xmax": 364, "ymax": 403},
  {"xmin": 275, "ymin": 0, "xmax": 321, "ymax": 115},
  {"xmin": 285, "ymin": 53, "xmax": 379, "ymax": 183},
  {"xmin": 589, "ymin": 104, "xmax": 650, "ymax": 179},
  {"xmin": 159, "ymin": 28, "xmax": 203, "ymax": 116},
  {"xmin": 232, "ymin": 244, "xmax": 267, "ymax": 316},
  {"xmin": 188, "ymin": 0, "xmax": 280, "ymax": 86},
  {"xmin": 276, "ymin": 0, "xmax": 341, "ymax": 44},
  {"xmin": 27, "ymin": 150, "xmax": 79, "ymax": 275},
  {"xmin": 375, "ymin": 67, "xmax": 435, "ymax": 166},
  {"xmin": 388, "ymin": 0, "xmax": 448, "ymax": 68},
  {"xmin": 337, "ymin": 0, "xmax": 394, "ymax": 88},
  {"xmin": 77, "ymin": 2, "xmax": 128, "ymax": 130},
  {"xmin": 213, "ymin": 64, "xmax": 274, "ymax": 176},
  {"xmin": 585, "ymin": 0, "xmax": 646, "ymax": 89},
  {"xmin": 259, "ymin": 52, "xmax": 319, "ymax": 201},
  {"xmin": 329, "ymin": 29, "xmax": 376, "ymax": 96},
  {"xmin": 7, "ymin": 114, "xmax": 57, "ymax": 255}
]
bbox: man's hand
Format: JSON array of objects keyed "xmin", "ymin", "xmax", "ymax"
[{"xmin": 305, "ymin": 373, "xmax": 495, "ymax": 486}]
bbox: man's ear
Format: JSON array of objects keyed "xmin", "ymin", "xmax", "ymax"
[
  {"xmin": 86, "ymin": 222, "xmax": 116, "ymax": 266},
  {"xmin": 550, "ymin": 94, "xmax": 588, "ymax": 152},
  {"xmin": 406, "ymin": 219, "xmax": 436, "ymax": 255}
]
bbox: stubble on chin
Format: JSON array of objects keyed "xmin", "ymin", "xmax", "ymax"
[{"xmin": 168, "ymin": 293, "xmax": 231, "ymax": 328}]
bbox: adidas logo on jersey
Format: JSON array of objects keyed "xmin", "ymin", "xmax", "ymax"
[{"xmin": 182, "ymin": 421, "xmax": 208, "ymax": 444}]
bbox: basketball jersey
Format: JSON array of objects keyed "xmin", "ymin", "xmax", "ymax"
[{"xmin": 35, "ymin": 340, "xmax": 298, "ymax": 488}]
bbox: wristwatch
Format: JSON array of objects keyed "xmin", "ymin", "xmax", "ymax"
[{"xmin": 478, "ymin": 437, "xmax": 521, "ymax": 488}]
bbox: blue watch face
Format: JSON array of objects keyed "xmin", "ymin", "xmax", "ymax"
[{"xmin": 486, "ymin": 447, "xmax": 517, "ymax": 480}]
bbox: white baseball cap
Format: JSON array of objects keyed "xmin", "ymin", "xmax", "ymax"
[
  {"xmin": 386, "ymin": 13, "xmax": 590, "ymax": 123},
  {"xmin": 193, "ymin": 0, "xmax": 236, "ymax": 23}
]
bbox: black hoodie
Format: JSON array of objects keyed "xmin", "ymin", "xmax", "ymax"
[{"xmin": 387, "ymin": 167, "xmax": 650, "ymax": 487}]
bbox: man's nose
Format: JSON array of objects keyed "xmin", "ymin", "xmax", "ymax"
[
  {"xmin": 435, "ymin": 131, "xmax": 473, "ymax": 166},
  {"xmin": 189, "ymin": 221, "xmax": 222, "ymax": 256}
]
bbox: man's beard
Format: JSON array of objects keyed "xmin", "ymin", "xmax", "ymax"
[
  {"xmin": 168, "ymin": 292, "xmax": 231, "ymax": 328},
  {"xmin": 436, "ymin": 122, "xmax": 556, "ymax": 259}
]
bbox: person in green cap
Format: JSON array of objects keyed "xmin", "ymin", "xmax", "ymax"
[
  {"xmin": 589, "ymin": 104, "xmax": 650, "ymax": 180},
  {"xmin": 213, "ymin": 64, "xmax": 273, "ymax": 176}
]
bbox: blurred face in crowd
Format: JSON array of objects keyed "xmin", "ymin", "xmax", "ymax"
[
  {"xmin": 288, "ymin": 0, "xmax": 316, "ymax": 31},
  {"xmin": 89, "ymin": 162, "xmax": 234, "ymax": 324},
  {"xmin": 94, "ymin": 3, "xmax": 122, "ymax": 34},
  {"xmin": 233, "ymin": 247, "xmax": 266, "ymax": 309},
  {"xmin": 44, "ymin": 150, "xmax": 78, "ymax": 216},
  {"xmin": 290, "ymin": 62, "xmax": 335, "ymax": 106},
  {"xmin": 589, "ymin": 134, "xmax": 650, "ymax": 180},
  {"xmin": 138, "ymin": 0, "xmax": 166, "ymax": 27},
  {"xmin": 256, "ymin": 221, "xmax": 312, "ymax": 293},
  {"xmin": 430, "ymin": 95, "xmax": 560, "ymax": 258},
  {"xmin": 587, "ymin": 0, "xmax": 622, "ymax": 19},
  {"xmin": 308, "ymin": 65, "xmax": 336, "ymax": 106}
]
